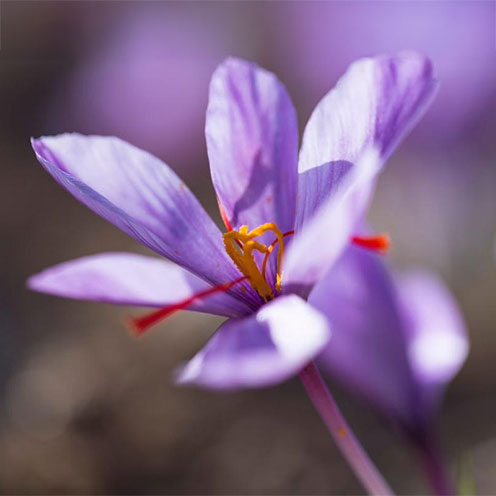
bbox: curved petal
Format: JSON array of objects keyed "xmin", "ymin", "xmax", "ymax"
[
  {"xmin": 206, "ymin": 57, "xmax": 298, "ymax": 234},
  {"xmin": 284, "ymin": 53, "xmax": 437, "ymax": 294},
  {"xmin": 297, "ymin": 51, "xmax": 438, "ymax": 224},
  {"xmin": 310, "ymin": 247, "xmax": 418, "ymax": 425},
  {"xmin": 28, "ymin": 253, "xmax": 251, "ymax": 318},
  {"xmin": 397, "ymin": 271, "xmax": 469, "ymax": 418},
  {"xmin": 283, "ymin": 149, "xmax": 379, "ymax": 296},
  {"xmin": 31, "ymin": 134, "xmax": 245, "ymax": 292},
  {"xmin": 177, "ymin": 295, "xmax": 330, "ymax": 390}
]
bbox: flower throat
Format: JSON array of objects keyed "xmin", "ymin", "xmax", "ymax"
[{"xmin": 128, "ymin": 222, "xmax": 388, "ymax": 336}]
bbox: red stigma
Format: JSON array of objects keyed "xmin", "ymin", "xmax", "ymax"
[
  {"xmin": 217, "ymin": 198, "xmax": 233, "ymax": 231},
  {"xmin": 128, "ymin": 276, "xmax": 247, "ymax": 336},
  {"xmin": 352, "ymin": 234, "xmax": 390, "ymax": 253}
]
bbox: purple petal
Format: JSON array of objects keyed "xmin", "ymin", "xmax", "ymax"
[
  {"xmin": 206, "ymin": 58, "xmax": 298, "ymax": 234},
  {"xmin": 28, "ymin": 253, "xmax": 251, "ymax": 318},
  {"xmin": 283, "ymin": 149, "xmax": 379, "ymax": 296},
  {"xmin": 297, "ymin": 51, "xmax": 438, "ymax": 223},
  {"xmin": 31, "ymin": 134, "xmax": 248, "ymax": 296},
  {"xmin": 177, "ymin": 295, "xmax": 330, "ymax": 390},
  {"xmin": 312, "ymin": 247, "xmax": 468, "ymax": 429},
  {"xmin": 284, "ymin": 53, "xmax": 437, "ymax": 294},
  {"xmin": 397, "ymin": 271, "xmax": 469, "ymax": 416},
  {"xmin": 310, "ymin": 247, "xmax": 418, "ymax": 424}
]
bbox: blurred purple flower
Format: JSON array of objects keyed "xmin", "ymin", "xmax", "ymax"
[
  {"xmin": 274, "ymin": 1, "xmax": 495, "ymax": 143},
  {"xmin": 29, "ymin": 53, "xmax": 436, "ymax": 390},
  {"xmin": 312, "ymin": 246, "xmax": 468, "ymax": 437},
  {"xmin": 47, "ymin": 6, "xmax": 239, "ymax": 168}
]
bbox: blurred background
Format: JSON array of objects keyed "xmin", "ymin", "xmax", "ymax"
[{"xmin": 0, "ymin": 0, "xmax": 495, "ymax": 493}]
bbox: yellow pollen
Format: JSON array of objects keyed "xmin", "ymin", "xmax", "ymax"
[{"xmin": 223, "ymin": 222, "xmax": 285, "ymax": 301}]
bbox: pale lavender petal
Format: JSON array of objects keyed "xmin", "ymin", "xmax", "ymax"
[
  {"xmin": 297, "ymin": 51, "xmax": 438, "ymax": 223},
  {"xmin": 28, "ymin": 253, "xmax": 251, "ymax": 318},
  {"xmin": 31, "ymin": 134, "xmax": 252, "ymax": 301},
  {"xmin": 283, "ymin": 149, "xmax": 379, "ymax": 296},
  {"xmin": 177, "ymin": 295, "xmax": 330, "ymax": 390},
  {"xmin": 284, "ymin": 53, "xmax": 437, "ymax": 293},
  {"xmin": 206, "ymin": 57, "xmax": 298, "ymax": 234},
  {"xmin": 397, "ymin": 271, "xmax": 469, "ymax": 417},
  {"xmin": 310, "ymin": 247, "xmax": 418, "ymax": 425}
]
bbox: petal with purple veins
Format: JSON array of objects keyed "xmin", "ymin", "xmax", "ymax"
[
  {"xmin": 206, "ymin": 57, "xmax": 298, "ymax": 234},
  {"xmin": 284, "ymin": 53, "xmax": 438, "ymax": 293},
  {"xmin": 28, "ymin": 252, "xmax": 252, "ymax": 318},
  {"xmin": 31, "ymin": 134, "xmax": 248, "ymax": 293},
  {"xmin": 297, "ymin": 51, "xmax": 438, "ymax": 224}
]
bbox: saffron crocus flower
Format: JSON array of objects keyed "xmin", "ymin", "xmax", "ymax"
[
  {"xmin": 29, "ymin": 53, "xmax": 436, "ymax": 494},
  {"xmin": 312, "ymin": 246, "xmax": 468, "ymax": 493},
  {"xmin": 30, "ymin": 52, "xmax": 436, "ymax": 388}
]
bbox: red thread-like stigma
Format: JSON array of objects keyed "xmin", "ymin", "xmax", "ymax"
[
  {"xmin": 128, "ymin": 276, "xmax": 247, "ymax": 336},
  {"xmin": 352, "ymin": 234, "xmax": 390, "ymax": 253},
  {"xmin": 217, "ymin": 198, "xmax": 233, "ymax": 231}
]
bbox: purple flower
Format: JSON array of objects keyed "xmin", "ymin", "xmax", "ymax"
[
  {"xmin": 47, "ymin": 5, "xmax": 240, "ymax": 168},
  {"xmin": 312, "ymin": 246, "xmax": 468, "ymax": 436},
  {"xmin": 272, "ymin": 1, "xmax": 495, "ymax": 144},
  {"xmin": 28, "ymin": 53, "xmax": 436, "ymax": 390}
]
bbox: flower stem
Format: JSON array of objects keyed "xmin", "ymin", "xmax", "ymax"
[
  {"xmin": 299, "ymin": 361, "xmax": 394, "ymax": 496},
  {"xmin": 417, "ymin": 437, "xmax": 455, "ymax": 496}
]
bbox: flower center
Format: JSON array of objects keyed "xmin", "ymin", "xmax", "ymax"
[
  {"xmin": 223, "ymin": 222, "xmax": 291, "ymax": 301},
  {"xmin": 127, "ymin": 228, "xmax": 389, "ymax": 336}
]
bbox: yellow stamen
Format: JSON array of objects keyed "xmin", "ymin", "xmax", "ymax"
[{"xmin": 223, "ymin": 222, "xmax": 285, "ymax": 300}]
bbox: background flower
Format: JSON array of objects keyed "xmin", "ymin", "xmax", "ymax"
[
  {"xmin": 267, "ymin": 0, "xmax": 496, "ymax": 144},
  {"xmin": 313, "ymin": 247, "xmax": 468, "ymax": 436},
  {"xmin": 44, "ymin": 3, "xmax": 259, "ymax": 172}
]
